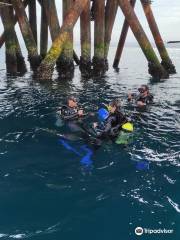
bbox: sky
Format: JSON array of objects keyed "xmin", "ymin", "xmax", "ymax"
[{"xmin": 0, "ymin": 0, "xmax": 180, "ymax": 47}]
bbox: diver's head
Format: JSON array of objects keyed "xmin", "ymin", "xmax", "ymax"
[
  {"xmin": 109, "ymin": 99, "xmax": 121, "ymax": 113},
  {"xmin": 138, "ymin": 85, "xmax": 149, "ymax": 97},
  {"xmin": 67, "ymin": 96, "xmax": 78, "ymax": 108}
]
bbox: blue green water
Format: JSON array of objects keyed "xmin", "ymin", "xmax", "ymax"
[{"xmin": 0, "ymin": 46, "xmax": 180, "ymax": 239}]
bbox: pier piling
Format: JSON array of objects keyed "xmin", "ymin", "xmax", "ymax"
[
  {"xmin": 0, "ymin": 0, "xmax": 176, "ymax": 80},
  {"xmin": 104, "ymin": 0, "xmax": 118, "ymax": 63},
  {"xmin": 40, "ymin": 2, "xmax": 48, "ymax": 59},
  {"xmin": 1, "ymin": 1, "xmax": 17, "ymax": 75},
  {"xmin": 80, "ymin": 0, "xmax": 91, "ymax": 75},
  {"xmin": 118, "ymin": 0, "xmax": 168, "ymax": 79},
  {"xmin": 36, "ymin": 0, "xmax": 89, "ymax": 80},
  {"xmin": 113, "ymin": 0, "xmax": 136, "ymax": 69},
  {"xmin": 0, "ymin": 0, "xmax": 29, "ymax": 48},
  {"xmin": 140, "ymin": 0, "xmax": 176, "ymax": 74},
  {"xmin": 28, "ymin": 0, "xmax": 37, "ymax": 45},
  {"xmin": 11, "ymin": 0, "xmax": 41, "ymax": 70},
  {"xmin": 56, "ymin": 0, "xmax": 74, "ymax": 78},
  {"xmin": 93, "ymin": 0, "xmax": 106, "ymax": 75},
  {"xmin": 14, "ymin": 33, "xmax": 27, "ymax": 74}
]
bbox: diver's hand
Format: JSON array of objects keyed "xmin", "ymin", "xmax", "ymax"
[
  {"xmin": 137, "ymin": 101, "xmax": 146, "ymax": 107},
  {"xmin": 78, "ymin": 109, "xmax": 84, "ymax": 116}
]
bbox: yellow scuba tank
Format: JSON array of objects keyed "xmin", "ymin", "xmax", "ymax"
[
  {"xmin": 115, "ymin": 122, "xmax": 134, "ymax": 145},
  {"xmin": 122, "ymin": 122, "xmax": 134, "ymax": 132}
]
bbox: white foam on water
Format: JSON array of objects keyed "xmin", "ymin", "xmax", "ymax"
[
  {"xmin": 167, "ymin": 196, "xmax": 180, "ymax": 213},
  {"xmin": 9, "ymin": 234, "xmax": 26, "ymax": 239},
  {"xmin": 164, "ymin": 174, "xmax": 176, "ymax": 184},
  {"xmin": 0, "ymin": 234, "xmax": 8, "ymax": 238}
]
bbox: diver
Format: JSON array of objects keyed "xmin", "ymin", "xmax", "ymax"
[
  {"xmin": 93, "ymin": 99, "xmax": 128, "ymax": 140},
  {"xmin": 58, "ymin": 96, "xmax": 84, "ymax": 120},
  {"xmin": 57, "ymin": 95, "xmax": 100, "ymax": 142},
  {"xmin": 128, "ymin": 85, "xmax": 153, "ymax": 107}
]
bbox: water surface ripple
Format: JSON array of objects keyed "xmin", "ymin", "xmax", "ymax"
[{"xmin": 0, "ymin": 47, "xmax": 180, "ymax": 239}]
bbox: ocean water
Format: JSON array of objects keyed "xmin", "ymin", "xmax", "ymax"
[{"xmin": 0, "ymin": 46, "xmax": 180, "ymax": 239}]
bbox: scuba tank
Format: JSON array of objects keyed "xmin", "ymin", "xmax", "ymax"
[
  {"xmin": 97, "ymin": 108, "xmax": 109, "ymax": 122},
  {"xmin": 115, "ymin": 122, "xmax": 134, "ymax": 145}
]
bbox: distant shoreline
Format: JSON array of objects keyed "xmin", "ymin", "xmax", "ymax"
[{"xmin": 167, "ymin": 41, "xmax": 180, "ymax": 44}]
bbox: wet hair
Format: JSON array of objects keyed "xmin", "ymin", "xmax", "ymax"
[
  {"xmin": 67, "ymin": 96, "xmax": 77, "ymax": 103},
  {"xmin": 109, "ymin": 99, "xmax": 121, "ymax": 109},
  {"xmin": 138, "ymin": 85, "xmax": 149, "ymax": 94},
  {"xmin": 141, "ymin": 85, "xmax": 149, "ymax": 91}
]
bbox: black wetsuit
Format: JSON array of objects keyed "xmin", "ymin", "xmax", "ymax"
[
  {"xmin": 136, "ymin": 94, "xmax": 154, "ymax": 105},
  {"xmin": 58, "ymin": 105, "xmax": 90, "ymax": 139},
  {"xmin": 59, "ymin": 105, "xmax": 79, "ymax": 120},
  {"xmin": 94, "ymin": 110, "xmax": 127, "ymax": 140}
]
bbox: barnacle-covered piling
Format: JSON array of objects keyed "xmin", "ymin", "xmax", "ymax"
[
  {"xmin": 41, "ymin": 0, "xmax": 79, "ymax": 72},
  {"xmin": 0, "ymin": 0, "xmax": 176, "ymax": 80},
  {"xmin": 36, "ymin": 0, "xmax": 89, "ymax": 80},
  {"xmin": 56, "ymin": 0, "xmax": 74, "ymax": 78}
]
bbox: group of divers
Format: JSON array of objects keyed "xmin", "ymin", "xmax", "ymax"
[
  {"xmin": 40, "ymin": 84, "xmax": 153, "ymax": 169},
  {"xmin": 55, "ymin": 84, "xmax": 153, "ymax": 148}
]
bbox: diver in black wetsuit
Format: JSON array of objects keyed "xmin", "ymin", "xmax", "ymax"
[
  {"xmin": 58, "ymin": 96, "xmax": 84, "ymax": 120},
  {"xmin": 128, "ymin": 85, "xmax": 153, "ymax": 107},
  {"xmin": 93, "ymin": 99, "xmax": 128, "ymax": 141},
  {"xmin": 56, "ymin": 95, "xmax": 89, "ymax": 136}
]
